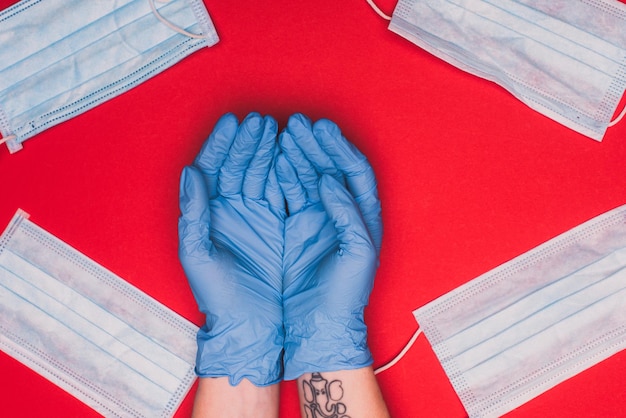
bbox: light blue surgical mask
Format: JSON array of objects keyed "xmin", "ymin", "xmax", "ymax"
[
  {"xmin": 0, "ymin": 0, "xmax": 219, "ymax": 153},
  {"xmin": 368, "ymin": 0, "xmax": 626, "ymax": 141},
  {"xmin": 0, "ymin": 209, "xmax": 199, "ymax": 417},
  {"xmin": 374, "ymin": 204, "xmax": 626, "ymax": 416},
  {"xmin": 413, "ymin": 204, "xmax": 626, "ymax": 417}
]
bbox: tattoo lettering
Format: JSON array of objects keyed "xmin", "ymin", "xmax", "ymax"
[{"xmin": 302, "ymin": 372, "xmax": 350, "ymax": 418}]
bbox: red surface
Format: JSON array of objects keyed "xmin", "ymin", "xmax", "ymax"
[{"xmin": 1, "ymin": 0, "xmax": 626, "ymax": 417}]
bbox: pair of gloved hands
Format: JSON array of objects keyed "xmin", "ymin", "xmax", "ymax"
[{"xmin": 178, "ymin": 112, "xmax": 382, "ymax": 386}]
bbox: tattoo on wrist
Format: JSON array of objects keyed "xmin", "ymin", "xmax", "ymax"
[{"xmin": 302, "ymin": 372, "xmax": 350, "ymax": 418}]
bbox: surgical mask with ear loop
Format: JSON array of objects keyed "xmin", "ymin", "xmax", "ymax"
[
  {"xmin": 366, "ymin": 0, "xmax": 626, "ymax": 141},
  {"xmin": 0, "ymin": 0, "xmax": 219, "ymax": 153},
  {"xmin": 374, "ymin": 203, "xmax": 626, "ymax": 417},
  {"xmin": 0, "ymin": 209, "xmax": 199, "ymax": 418}
]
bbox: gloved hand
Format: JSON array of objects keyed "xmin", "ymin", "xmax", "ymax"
[
  {"xmin": 178, "ymin": 112, "xmax": 285, "ymax": 386},
  {"xmin": 277, "ymin": 114, "xmax": 382, "ymax": 379}
]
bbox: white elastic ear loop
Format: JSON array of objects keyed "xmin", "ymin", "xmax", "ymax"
[
  {"xmin": 148, "ymin": 0, "xmax": 207, "ymax": 39},
  {"xmin": 608, "ymin": 103, "xmax": 626, "ymax": 127},
  {"xmin": 374, "ymin": 327, "xmax": 422, "ymax": 375},
  {"xmin": 0, "ymin": 134, "xmax": 17, "ymax": 147},
  {"xmin": 366, "ymin": 0, "xmax": 392, "ymax": 21}
]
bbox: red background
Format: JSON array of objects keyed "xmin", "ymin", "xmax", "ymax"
[{"xmin": 1, "ymin": 0, "xmax": 626, "ymax": 416}]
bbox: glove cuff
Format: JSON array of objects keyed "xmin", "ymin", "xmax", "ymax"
[
  {"xmin": 195, "ymin": 318, "xmax": 284, "ymax": 387},
  {"xmin": 283, "ymin": 310, "xmax": 373, "ymax": 380}
]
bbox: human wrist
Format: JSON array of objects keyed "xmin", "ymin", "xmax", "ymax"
[
  {"xmin": 193, "ymin": 377, "xmax": 280, "ymax": 418},
  {"xmin": 297, "ymin": 367, "xmax": 389, "ymax": 418}
]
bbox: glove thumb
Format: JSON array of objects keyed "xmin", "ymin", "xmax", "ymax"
[
  {"xmin": 318, "ymin": 175, "xmax": 375, "ymax": 259},
  {"xmin": 178, "ymin": 165, "xmax": 213, "ymax": 258}
]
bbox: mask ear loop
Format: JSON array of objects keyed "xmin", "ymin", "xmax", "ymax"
[
  {"xmin": 0, "ymin": 134, "xmax": 16, "ymax": 147},
  {"xmin": 608, "ymin": 102, "xmax": 626, "ymax": 127},
  {"xmin": 148, "ymin": 0, "xmax": 207, "ymax": 40},
  {"xmin": 366, "ymin": 0, "xmax": 392, "ymax": 21},
  {"xmin": 374, "ymin": 327, "xmax": 422, "ymax": 375}
]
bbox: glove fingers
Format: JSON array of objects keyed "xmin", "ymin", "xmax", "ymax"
[
  {"xmin": 313, "ymin": 119, "xmax": 376, "ymax": 197},
  {"xmin": 313, "ymin": 119, "xmax": 383, "ymax": 252},
  {"xmin": 178, "ymin": 166, "xmax": 214, "ymax": 259},
  {"xmin": 355, "ymin": 194, "xmax": 383, "ymax": 254},
  {"xmin": 276, "ymin": 153, "xmax": 307, "ymax": 214},
  {"xmin": 243, "ymin": 115, "xmax": 278, "ymax": 200},
  {"xmin": 279, "ymin": 130, "xmax": 319, "ymax": 202},
  {"xmin": 265, "ymin": 152, "xmax": 287, "ymax": 219},
  {"xmin": 318, "ymin": 175, "xmax": 375, "ymax": 259},
  {"xmin": 218, "ymin": 113, "xmax": 263, "ymax": 196},
  {"xmin": 286, "ymin": 114, "xmax": 342, "ymax": 181},
  {"xmin": 194, "ymin": 113, "xmax": 238, "ymax": 199}
]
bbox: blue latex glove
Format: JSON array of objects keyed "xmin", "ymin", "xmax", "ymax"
[
  {"xmin": 178, "ymin": 113, "xmax": 285, "ymax": 386},
  {"xmin": 277, "ymin": 114, "xmax": 382, "ymax": 379}
]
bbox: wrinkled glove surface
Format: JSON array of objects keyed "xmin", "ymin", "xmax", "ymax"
[
  {"xmin": 178, "ymin": 113, "xmax": 285, "ymax": 386},
  {"xmin": 277, "ymin": 114, "xmax": 382, "ymax": 379}
]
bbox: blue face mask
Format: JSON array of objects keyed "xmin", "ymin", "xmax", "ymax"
[
  {"xmin": 0, "ymin": 0, "xmax": 219, "ymax": 153},
  {"xmin": 374, "ymin": 204, "xmax": 626, "ymax": 417},
  {"xmin": 370, "ymin": 0, "xmax": 626, "ymax": 141},
  {"xmin": 413, "ymin": 204, "xmax": 626, "ymax": 417},
  {"xmin": 0, "ymin": 209, "xmax": 199, "ymax": 417}
]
